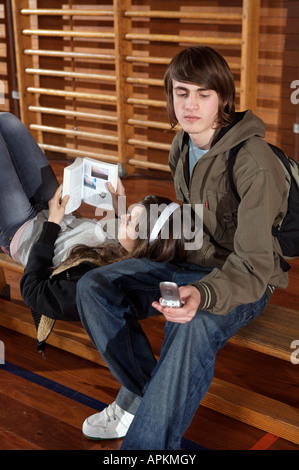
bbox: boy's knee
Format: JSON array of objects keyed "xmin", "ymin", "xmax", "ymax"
[
  {"xmin": 77, "ymin": 269, "xmax": 97, "ymax": 294},
  {"xmin": 77, "ymin": 268, "xmax": 111, "ymax": 301}
]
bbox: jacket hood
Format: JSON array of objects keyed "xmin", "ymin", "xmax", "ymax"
[{"xmin": 209, "ymin": 109, "xmax": 266, "ymax": 156}]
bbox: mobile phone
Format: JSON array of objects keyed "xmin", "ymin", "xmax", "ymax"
[{"xmin": 159, "ymin": 281, "xmax": 182, "ymax": 308}]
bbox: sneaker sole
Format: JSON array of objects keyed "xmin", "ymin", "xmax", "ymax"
[{"xmin": 82, "ymin": 431, "xmax": 126, "ymax": 441}]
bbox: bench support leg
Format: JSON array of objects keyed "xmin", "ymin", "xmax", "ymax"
[{"xmin": 0, "ymin": 266, "xmax": 6, "ymax": 294}]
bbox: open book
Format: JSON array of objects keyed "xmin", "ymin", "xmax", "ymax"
[{"xmin": 62, "ymin": 157, "xmax": 118, "ymax": 214}]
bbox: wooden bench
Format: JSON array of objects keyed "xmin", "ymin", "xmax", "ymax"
[{"xmin": 0, "ymin": 252, "xmax": 298, "ymax": 445}]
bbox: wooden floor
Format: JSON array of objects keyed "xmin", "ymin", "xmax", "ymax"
[
  {"xmin": 1, "ymin": 160, "xmax": 299, "ymax": 452},
  {"xmin": 1, "ymin": 324, "xmax": 299, "ymax": 452}
]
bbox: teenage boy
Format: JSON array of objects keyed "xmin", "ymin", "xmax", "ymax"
[{"xmin": 77, "ymin": 46, "xmax": 288, "ymax": 450}]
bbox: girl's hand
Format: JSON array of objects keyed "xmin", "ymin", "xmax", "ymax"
[
  {"xmin": 48, "ymin": 185, "xmax": 70, "ymax": 225},
  {"xmin": 107, "ymin": 177, "xmax": 126, "ymax": 217}
]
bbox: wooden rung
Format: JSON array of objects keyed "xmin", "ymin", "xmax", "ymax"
[
  {"xmin": 226, "ymin": 62, "xmax": 241, "ymax": 72},
  {"xmin": 24, "ymin": 49, "xmax": 116, "ymax": 61},
  {"xmin": 22, "ymin": 29, "xmax": 115, "ymax": 39},
  {"xmin": 29, "ymin": 106, "xmax": 118, "ymax": 123},
  {"xmin": 25, "ymin": 68, "xmax": 116, "ymax": 82},
  {"xmin": 39, "ymin": 144, "xmax": 118, "ymax": 163},
  {"xmin": 127, "ymin": 97, "xmax": 166, "ymax": 108},
  {"xmin": 126, "ymin": 77, "xmax": 164, "ymax": 87},
  {"xmin": 21, "ymin": 9, "xmax": 114, "ymax": 17},
  {"xmin": 27, "ymin": 87, "xmax": 117, "ymax": 102},
  {"xmin": 126, "ymin": 33, "xmax": 242, "ymax": 46},
  {"xmin": 127, "ymin": 118, "xmax": 170, "ymax": 130},
  {"xmin": 128, "ymin": 138, "xmax": 171, "ymax": 151},
  {"xmin": 21, "ymin": 8, "xmax": 242, "ymax": 22},
  {"xmin": 124, "ymin": 10, "xmax": 243, "ymax": 21},
  {"xmin": 29, "ymin": 124, "xmax": 118, "ymax": 144},
  {"xmin": 128, "ymin": 158, "xmax": 170, "ymax": 172},
  {"xmin": 126, "ymin": 55, "xmax": 171, "ymax": 65},
  {"xmin": 126, "ymin": 55, "xmax": 241, "ymax": 71}
]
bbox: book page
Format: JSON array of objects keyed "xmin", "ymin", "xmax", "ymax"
[
  {"xmin": 62, "ymin": 158, "xmax": 84, "ymax": 214},
  {"xmin": 82, "ymin": 158, "xmax": 118, "ymax": 211}
]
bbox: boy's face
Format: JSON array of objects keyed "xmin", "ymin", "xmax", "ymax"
[{"xmin": 172, "ymin": 80, "xmax": 219, "ymax": 149}]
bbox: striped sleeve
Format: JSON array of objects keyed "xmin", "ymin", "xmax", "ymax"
[{"xmin": 190, "ymin": 281, "xmax": 217, "ymax": 311}]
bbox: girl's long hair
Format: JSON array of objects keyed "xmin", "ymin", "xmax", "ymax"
[{"xmin": 56, "ymin": 195, "xmax": 191, "ymax": 271}]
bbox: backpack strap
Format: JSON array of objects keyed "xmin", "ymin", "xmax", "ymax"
[
  {"xmin": 277, "ymin": 254, "xmax": 291, "ymax": 272},
  {"xmin": 268, "ymin": 143, "xmax": 292, "ymax": 174},
  {"xmin": 227, "ymin": 140, "xmax": 246, "ymax": 202},
  {"xmin": 228, "ymin": 140, "xmax": 292, "ymax": 199},
  {"xmin": 227, "ymin": 140, "xmax": 291, "ymax": 272}
]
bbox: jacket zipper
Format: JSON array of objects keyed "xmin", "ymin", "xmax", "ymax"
[
  {"xmin": 182, "ymin": 160, "xmax": 212, "ymax": 264},
  {"xmin": 182, "ymin": 174, "xmax": 190, "ymax": 203}
]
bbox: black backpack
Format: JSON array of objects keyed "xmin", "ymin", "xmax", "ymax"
[{"xmin": 228, "ymin": 141, "xmax": 299, "ymax": 272}]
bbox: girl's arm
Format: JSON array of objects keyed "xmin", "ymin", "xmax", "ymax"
[{"xmin": 20, "ymin": 221, "xmax": 81, "ymax": 321}]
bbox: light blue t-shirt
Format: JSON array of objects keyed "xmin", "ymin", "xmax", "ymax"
[{"xmin": 189, "ymin": 139, "xmax": 209, "ymax": 175}]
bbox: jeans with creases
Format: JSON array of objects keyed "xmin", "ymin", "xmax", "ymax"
[
  {"xmin": 76, "ymin": 257, "xmax": 269, "ymax": 450},
  {"xmin": 0, "ymin": 112, "xmax": 59, "ymax": 254}
]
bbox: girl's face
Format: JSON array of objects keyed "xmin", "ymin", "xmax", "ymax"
[
  {"xmin": 118, "ymin": 204, "xmax": 145, "ymax": 252},
  {"xmin": 172, "ymin": 79, "xmax": 219, "ymax": 149}
]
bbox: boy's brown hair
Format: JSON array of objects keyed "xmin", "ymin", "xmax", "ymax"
[{"xmin": 164, "ymin": 46, "xmax": 236, "ymax": 129}]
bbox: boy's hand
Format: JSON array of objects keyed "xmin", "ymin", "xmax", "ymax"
[{"xmin": 152, "ymin": 285, "xmax": 201, "ymax": 324}]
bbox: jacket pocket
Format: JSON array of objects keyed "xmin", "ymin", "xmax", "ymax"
[{"xmin": 205, "ymin": 190, "xmax": 238, "ymax": 245}]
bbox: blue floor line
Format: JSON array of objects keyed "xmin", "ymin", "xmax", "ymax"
[{"xmin": 1, "ymin": 361, "xmax": 208, "ymax": 451}]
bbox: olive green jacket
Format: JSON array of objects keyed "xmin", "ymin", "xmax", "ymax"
[{"xmin": 169, "ymin": 110, "xmax": 289, "ymax": 315}]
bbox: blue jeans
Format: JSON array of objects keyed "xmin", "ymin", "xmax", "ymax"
[
  {"xmin": 76, "ymin": 257, "xmax": 269, "ymax": 450},
  {"xmin": 0, "ymin": 112, "xmax": 58, "ymax": 254}
]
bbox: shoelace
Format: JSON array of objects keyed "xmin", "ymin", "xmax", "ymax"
[{"xmin": 104, "ymin": 402, "xmax": 118, "ymax": 422}]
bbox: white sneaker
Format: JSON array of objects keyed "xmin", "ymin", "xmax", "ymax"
[{"xmin": 82, "ymin": 401, "xmax": 134, "ymax": 440}]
